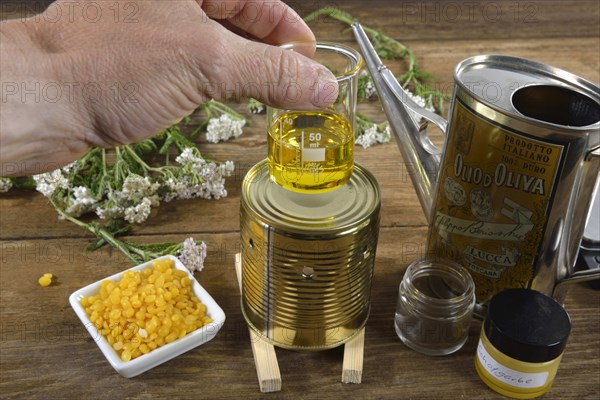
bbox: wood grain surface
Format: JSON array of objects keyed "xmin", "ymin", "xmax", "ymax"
[{"xmin": 1, "ymin": 1, "xmax": 599, "ymax": 399}]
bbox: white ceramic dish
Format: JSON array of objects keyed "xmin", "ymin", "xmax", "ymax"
[{"xmin": 69, "ymin": 255, "xmax": 225, "ymax": 378}]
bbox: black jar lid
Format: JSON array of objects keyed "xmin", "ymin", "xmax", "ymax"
[{"xmin": 484, "ymin": 288, "xmax": 571, "ymax": 363}]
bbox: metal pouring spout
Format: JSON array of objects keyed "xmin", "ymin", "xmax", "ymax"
[{"xmin": 351, "ymin": 23, "xmax": 448, "ymax": 221}]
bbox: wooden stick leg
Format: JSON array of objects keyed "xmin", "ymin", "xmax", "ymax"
[
  {"xmin": 235, "ymin": 254, "xmax": 282, "ymax": 392},
  {"xmin": 342, "ymin": 327, "xmax": 365, "ymax": 384}
]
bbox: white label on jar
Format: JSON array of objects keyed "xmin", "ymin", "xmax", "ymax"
[{"xmin": 477, "ymin": 339, "xmax": 549, "ymax": 389}]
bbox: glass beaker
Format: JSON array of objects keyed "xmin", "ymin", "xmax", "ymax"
[{"xmin": 267, "ymin": 42, "xmax": 363, "ymax": 193}]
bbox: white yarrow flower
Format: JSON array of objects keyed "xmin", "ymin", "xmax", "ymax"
[
  {"xmin": 175, "ymin": 148, "xmax": 198, "ymax": 165},
  {"xmin": 365, "ymin": 80, "xmax": 377, "ymax": 99},
  {"xmin": 404, "ymin": 90, "xmax": 435, "ymax": 123},
  {"xmin": 206, "ymin": 114, "xmax": 246, "ymax": 143},
  {"xmin": 220, "ymin": 160, "xmax": 235, "ymax": 177},
  {"xmin": 0, "ymin": 178, "xmax": 13, "ymax": 193},
  {"xmin": 356, "ymin": 125, "xmax": 378, "ymax": 149},
  {"xmin": 405, "ymin": 90, "xmax": 434, "ymax": 111},
  {"xmin": 64, "ymin": 186, "xmax": 98, "ymax": 217},
  {"xmin": 60, "ymin": 161, "xmax": 79, "ymax": 174},
  {"xmin": 247, "ymin": 99, "xmax": 264, "ymax": 114},
  {"xmin": 96, "ymin": 204, "xmax": 125, "ymax": 220},
  {"xmin": 383, "ymin": 124, "xmax": 392, "ymax": 140},
  {"xmin": 121, "ymin": 174, "xmax": 160, "ymax": 201},
  {"xmin": 33, "ymin": 169, "xmax": 70, "ymax": 197},
  {"xmin": 124, "ymin": 197, "xmax": 153, "ymax": 224},
  {"xmin": 164, "ymin": 148, "xmax": 234, "ymax": 202},
  {"xmin": 356, "ymin": 123, "xmax": 391, "ymax": 149},
  {"xmin": 178, "ymin": 237, "xmax": 207, "ymax": 273}
]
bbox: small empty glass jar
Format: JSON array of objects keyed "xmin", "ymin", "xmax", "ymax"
[{"xmin": 394, "ymin": 257, "xmax": 475, "ymax": 356}]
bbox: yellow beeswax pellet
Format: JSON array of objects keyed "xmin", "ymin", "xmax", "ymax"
[{"xmin": 38, "ymin": 273, "xmax": 53, "ymax": 287}]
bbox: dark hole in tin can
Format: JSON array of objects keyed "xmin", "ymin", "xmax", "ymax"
[
  {"xmin": 301, "ymin": 266, "xmax": 314, "ymax": 279},
  {"xmin": 512, "ymin": 85, "xmax": 600, "ymax": 127}
]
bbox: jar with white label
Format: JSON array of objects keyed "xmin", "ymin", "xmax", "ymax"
[{"xmin": 475, "ymin": 288, "xmax": 571, "ymax": 399}]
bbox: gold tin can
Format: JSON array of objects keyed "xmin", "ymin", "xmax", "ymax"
[{"xmin": 240, "ymin": 160, "xmax": 380, "ymax": 350}]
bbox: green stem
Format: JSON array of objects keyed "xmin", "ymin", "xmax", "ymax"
[
  {"xmin": 187, "ymin": 124, "xmax": 204, "ymax": 138},
  {"xmin": 51, "ymin": 203, "xmax": 140, "ymax": 263},
  {"xmin": 101, "ymin": 148, "xmax": 107, "ymax": 173},
  {"xmin": 76, "ymin": 147, "xmax": 100, "ymax": 167},
  {"xmin": 127, "ymin": 245, "xmax": 151, "ymax": 260},
  {"xmin": 123, "ymin": 145, "xmax": 163, "ymax": 173},
  {"xmin": 98, "ymin": 148, "xmax": 111, "ymax": 196},
  {"xmin": 206, "ymin": 100, "xmax": 247, "ymax": 121},
  {"xmin": 167, "ymin": 127, "xmax": 194, "ymax": 152},
  {"xmin": 114, "ymin": 147, "xmax": 128, "ymax": 185}
]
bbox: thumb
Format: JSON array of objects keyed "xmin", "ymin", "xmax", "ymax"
[{"xmin": 206, "ymin": 34, "xmax": 339, "ymax": 109}]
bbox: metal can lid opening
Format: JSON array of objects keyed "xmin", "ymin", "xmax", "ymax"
[{"xmin": 512, "ymin": 85, "xmax": 600, "ymax": 127}]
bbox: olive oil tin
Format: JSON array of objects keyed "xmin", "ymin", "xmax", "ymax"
[
  {"xmin": 240, "ymin": 160, "xmax": 380, "ymax": 350},
  {"xmin": 427, "ymin": 55, "xmax": 600, "ymax": 305}
]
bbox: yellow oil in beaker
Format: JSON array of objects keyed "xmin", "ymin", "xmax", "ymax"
[{"xmin": 267, "ymin": 110, "xmax": 354, "ymax": 193}]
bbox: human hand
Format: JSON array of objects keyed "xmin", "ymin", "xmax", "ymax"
[{"xmin": 0, "ymin": 0, "xmax": 338, "ymax": 176}]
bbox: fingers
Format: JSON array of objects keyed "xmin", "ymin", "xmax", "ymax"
[
  {"xmin": 199, "ymin": 0, "xmax": 315, "ymax": 57},
  {"xmin": 193, "ymin": 1, "xmax": 332, "ymax": 108},
  {"xmin": 199, "ymin": 26, "xmax": 337, "ymax": 109}
]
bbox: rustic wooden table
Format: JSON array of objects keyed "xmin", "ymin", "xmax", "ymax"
[{"xmin": 1, "ymin": 1, "xmax": 599, "ymax": 399}]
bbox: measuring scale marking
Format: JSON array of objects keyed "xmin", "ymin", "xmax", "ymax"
[
  {"xmin": 301, "ymin": 131, "xmax": 326, "ymax": 162},
  {"xmin": 279, "ymin": 117, "xmax": 326, "ymax": 165}
]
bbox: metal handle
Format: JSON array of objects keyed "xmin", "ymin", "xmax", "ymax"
[
  {"xmin": 553, "ymin": 268, "xmax": 600, "ymax": 298},
  {"xmin": 553, "ymin": 147, "xmax": 600, "ymax": 300}
]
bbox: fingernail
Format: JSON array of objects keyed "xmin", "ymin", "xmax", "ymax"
[{"xmin": 311, "ymin": 67, "xmax": 339, "ymax": 108}]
